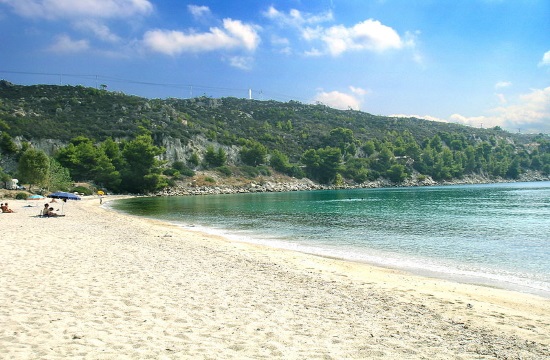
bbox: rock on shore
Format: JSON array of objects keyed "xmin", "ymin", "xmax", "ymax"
[{"xmin": 157, "ymin": 170, "xmax": 549, "ymax": 196}]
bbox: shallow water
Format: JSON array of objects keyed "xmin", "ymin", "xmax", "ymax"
[{"xmin": 112, "ymin": 182, "xmax": 550, "ymax": 297}]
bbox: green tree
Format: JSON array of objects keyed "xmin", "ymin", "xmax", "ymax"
[
  {"xmin": 101, "ymin": 137, "xmax": 124, "ymax": 169},
  {"xmin": 302, "ymin": 147, "xmax": 342, "ymax": 184},
  {"xmin": 0, "ymin": 132, "xmax": 18, "ymax": 153},
  {"xmin": 240, "ymin": 141, "xmax": 267, "ymax": 166},
  {"xmin": 56, "ymin": 136, "xmax": 100, "ymax": 180},
  {"xmin": 362, "ymin": 140, "xmax": 376, "ymax": 157},
  {"xmin": 343, "ymin": 158, "xmax": 369, "ymax": 183},
  {"xmin": 387, "ymin": 164, "xmax": 408, "ymax": 183},
  {"xmin": 18, "ymin": 148, "xmax": 50, "ymax": 191},
  {"xmin": 204, "ymin": 146, "xmax": 227, "ymax": 168},
  {"xmin": 120, "ymin": 134, "xmax": 166, "ymax": 193},
  {"xmin": 93, "ymin": 152, "xmax": 121, "ymax": 191},
  {"xmin": 269, "ymin": 149, "xmax": 291, "ymax": 173},
  {"xmin": 326, "ymin": 127, "xmax": 354, "ymax": 154},
  {"xmin": 46, "ymin": 158, "xmax": 72, "ymax": 191},
  {"xmin": 301, "ymin": 149, "xmax": 321, "ymax": 180},
  {"xmin": 188, "ymin": 152, "xmax": 200, "ymax": 167},
  {"xmin": 373, "ymin": 145, "xmax": 394, "ymax": 173},
  {"xmin": 317, "ymin": 147, "xmax": 342, "ymax": 184}
]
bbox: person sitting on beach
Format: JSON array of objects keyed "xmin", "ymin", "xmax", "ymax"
[
  {"xmin": 41, "ymin": 204, "xmax": 50, "ymax": 217},
  {"xmin": 47, "ymin": 207, "xmax": 61, "ymax": 217},
  {"xmin": 1, "ymin": 202, "xmax": 14, "ymax": 213}
]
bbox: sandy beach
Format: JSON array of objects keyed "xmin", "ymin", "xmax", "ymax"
[{"xmin": 1, "ymin": 196, "xmax": 549, "ymax": 359}]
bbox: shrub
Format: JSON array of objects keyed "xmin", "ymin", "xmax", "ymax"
[
  {"xmin": 71, "ymin": 186, "xmax": 93, "ymax": 195},
  {"xmin": 216, "ymin": 166, "xmax": 232, "ymax": 177},
  {"xmin": 239, "ymin": 165, "xmax": 259, "ymax": 178},
  {"xmin": 257, "ymin": 166, "xmax": 271, "ymax": 176},
  {"xmin": 180, "ymin": 167, "xmax": 195, "ymax": 177},
  {"xmin": 163, "ymin": 168, "xmax": 179, "ymax": 176},
  {"xmin": 15, "ymin": 192, "xmax": 28, "ymax": 200}
]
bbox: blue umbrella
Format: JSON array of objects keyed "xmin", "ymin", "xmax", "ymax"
[
  {"xmin": 27, "ymin": 194, "xmax": 45, "ymax": 200},
  {"xmin": 47, "ymin": 191, "xmax": 81, "ymax": 200}
]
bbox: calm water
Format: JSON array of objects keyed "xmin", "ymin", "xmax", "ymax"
[{"xmin": 111, "ymin": 182, "xmax": 550, "ymax": 297}]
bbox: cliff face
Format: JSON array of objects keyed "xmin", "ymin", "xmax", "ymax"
[
  {"xmin": 2, "ymin": 134, "xmax": 239, "ymax": 172},
  {"xmin": 159, "ymin": 135, "xmax": 241, "ymax": 165}
]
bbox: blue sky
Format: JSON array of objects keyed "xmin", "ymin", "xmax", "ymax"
[{"xmin": 1, "ymin": 0, "xmax": 549, "ymax": 133}]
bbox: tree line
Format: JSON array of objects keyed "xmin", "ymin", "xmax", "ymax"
[{"xmin": 1, "ymin": 124, "xmax": 549, "ymax": 194}]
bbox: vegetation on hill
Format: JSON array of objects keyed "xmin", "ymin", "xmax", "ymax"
[{"xmin": 1, "ymin": 80, "xmax": 549, "ymax": 194}]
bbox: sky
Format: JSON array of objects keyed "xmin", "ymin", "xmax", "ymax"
[{"xmin": 0, "ymin": 0, "xmax": 549, "ymax": 134}]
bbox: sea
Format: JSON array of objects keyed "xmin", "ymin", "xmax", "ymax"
[{"xmin": 110, "ymin": 181, "xmax": 550, "ymax": 298}]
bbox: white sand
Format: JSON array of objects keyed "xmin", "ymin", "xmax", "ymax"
[{"xmin": 1, "ymin": 196, "xmax": 549, "ymax": 359}]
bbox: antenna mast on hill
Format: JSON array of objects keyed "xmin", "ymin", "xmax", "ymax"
[{"xmin": 249, "ymin": 88, "xmax": 252, "ymax": 100}]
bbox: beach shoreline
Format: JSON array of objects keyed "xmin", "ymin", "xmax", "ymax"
[{"xmin": 1, "ymin": 196, "xmax": 549, "ymax": 359}]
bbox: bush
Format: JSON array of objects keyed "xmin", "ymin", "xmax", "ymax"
[
  {"xmin": 172, "ymin": 161, "xmax": 195, "ymax": 177},
  {"xmin": 240, "ymin": 165, "xmax": 259, "ymax": 178},
  {"xmin": 71, "ymin": 186, "xmax": 93, "ymax": 195},
  {"xmin": 180, "ymin": 167, "xmax": 195, "ymax": 177},
  {"xmin": 15, "ymin": 192, "xmax": 28, "ymax": 200},
  {"xmin": 257, "ymin": 166, "xmax": 271, "ymax": 176},
  {"xmin": 216, "ymin": 166, "xmax": 232, "ymax": 177},
  {"xmin": 163, "ymin": 168, "xmax": 181, "ymax": 177}
]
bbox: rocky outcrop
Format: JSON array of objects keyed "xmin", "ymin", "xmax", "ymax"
[{"xmin": 156, "ymin": 135, "xmax": 242, "ymax": 164}]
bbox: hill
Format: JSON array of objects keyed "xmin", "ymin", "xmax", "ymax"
[{"xmin": 1, "ymin": 80, "xmax": 549, "ymax": 193}]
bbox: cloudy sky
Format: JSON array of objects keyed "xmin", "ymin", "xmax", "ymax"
[{"xmin": 1, "ymin": 0, "xmax": 549, "ymax": 133}]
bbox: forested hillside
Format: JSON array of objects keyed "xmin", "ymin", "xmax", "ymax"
[{"xmin": 1, "ymin": 81, "xmax": 549, "ymax": 194}]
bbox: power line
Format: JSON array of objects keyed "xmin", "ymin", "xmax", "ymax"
[{"xmin": 0, "ymin": 70, "xmax": 310, "ymax": 103}]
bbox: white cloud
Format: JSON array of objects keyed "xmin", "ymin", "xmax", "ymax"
[
  {"xmin": 349, "ymin": 86, "xmax": 369, "ymax": 96},
  {"xmin": 422, "ymin": 87, "xmax": 550, "ymax": 133},
  {"xmin": 225, "ymin": 56, "xmax": 253, "ymax": 70},
  {"xmin": 143, "ymin": 19, "xmax": 260, "ymax": 55},
  {"xmin": 1, "ymin": 0, "xmax": 153, "ymax": 19},
  {"xmin": 495, "ymin": 81, "xmax": 512, "ymax": 89},
  {"xmin": 391, "ymin": 114, "xmax": 447, "ymax": 123},
  {"xmin": 448, "ymin": 114, "xmax": 488, "ymax": 127},
  {"xmin": 539, "ymin": 50, "xmax": 550, "ymax": 67},
  {"xmin": 305, "ymin": 19, "xmax": 406, "ymax": 56},
  {"xmin": 188, "ymin": 5, "xmax": 210, "ymax": 20},
  {"xmin": 263, "ymin": 6, "xmax": 417, "ymax": 59},
  {"xmin": 304, "ymin": 48, "xmax": 323, "ymax": 57},
  {"xmin": 75, "ymin": 19, "xmax": 121, "ymax": 43},
  {"xmin": 496, "ymin": 93, "xmax": 507, "ymax": 104},
  {"xmin": 313, "ymin": 87, "xmax": 368, "ymax": 110},
  {"xmin": 489, "ymin": 87, "xmax": 550, "ymax": 130},
  {"xmin": 270, "ymin": 35, "xmax": 291, "ymax": 54},
  {"xmin": 48, "ymin": 34, "xmax": 89, "ymax": 53},
  {"xmin": 263, "ymin": 6, "xmax": 333, "ymax": 27}
]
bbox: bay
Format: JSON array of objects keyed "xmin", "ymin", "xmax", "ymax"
[{"xmin": 111, "ymin": 181, "xmax": 550, "ymax": 297}]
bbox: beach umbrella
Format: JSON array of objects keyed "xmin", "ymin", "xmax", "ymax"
[
  {"xmin": 27, "ymin": 194, "xmax": 45, "ymax": 200},
  {"xmin": 47, "ymin": 191, "xmax": 82, "ymax": 201},
  {"xmin": 47, "ymin": 192, "xmax": 81, "ymax": 214}
]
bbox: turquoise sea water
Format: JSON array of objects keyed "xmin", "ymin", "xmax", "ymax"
[{"xmin": 111, "ymin": 182, "xmax": 550, "ymax": 297}]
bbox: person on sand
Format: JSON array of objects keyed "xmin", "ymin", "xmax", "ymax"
[
  {"xmin": 47, "ymin": 207, "xmax": 63, "ymax": 217},
  {"xmin": 50, "ymin": 198, "xmax": 57, "ymax": 203},
  {"xmin": 1, "ymin": 202, "xmax": 14, "ymax": 213},
  {"xmin": 41, "ymin": 204, "xmax": 50, "ymax": 217}
]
